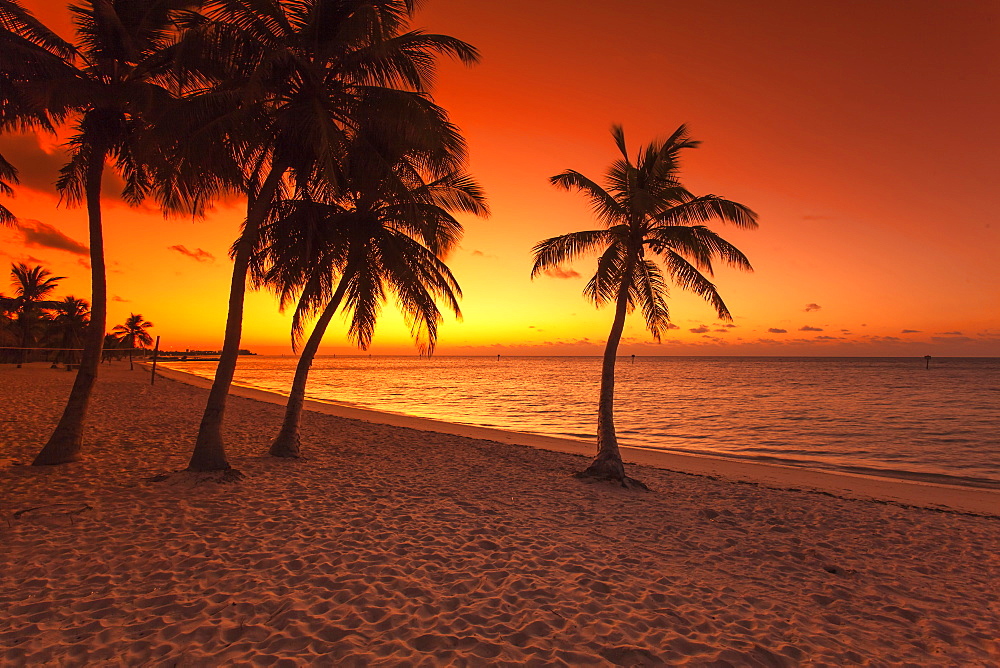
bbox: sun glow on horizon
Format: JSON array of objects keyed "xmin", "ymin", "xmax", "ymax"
[{"xmin": 1, "ymin": 0, "xmax": 996, "ymax": 358}]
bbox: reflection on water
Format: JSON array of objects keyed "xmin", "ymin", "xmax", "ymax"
[{"xmin": 165, "ymin": 356, "xmax": 1000, "ymax": 488}]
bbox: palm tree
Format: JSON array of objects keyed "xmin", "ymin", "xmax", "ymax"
[
  {"xmin": 9, "ymin": 262, "xmax": 64, "ymax": 367},
  {"xmin": 48, "ymin": 296, "xmax": 91, "ymax": 366},
  {"xmin": 178, "ymin": 0, "xmax": 479, "ymax": 471},
  {"xmin": 253, "ymin": 132, "xmax": 487, "ymax": 457},
  {"xmin": 0, "ymin": 152, "xmax": 17, "ymax": 225},
  {"xmin": 1, "ymin": 0, "xmax": 208, "ymax": 465},
  {"xmin": 531, "ymin": 125, "xmax": 758, "ymax": 487},
  {"xmin": 112, "ymin": 313, "xmax": 154, "ymax": 370}
]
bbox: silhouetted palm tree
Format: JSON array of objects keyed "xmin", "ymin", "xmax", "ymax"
[
  {"xmin": 112, "ymin": 313, "xmax": 154, "ymax": 370},
  {"xmin": 253, "ymin": 133, "xmax": 487, "ymax": 457},
  {"xmin": 48, "ymin": 296, "xmax": 91, "ymax": 366},
  {"xmin": 1, "ymin": 0, "xmax": 207, "ymax": 465},
  {"xmin": 179, "ymin": 0, "xmax": 479, "ymax": 471},
  {"xmin": 0, "ymin": 152, "xmax": 17, "ymax": 226},
  {"xmin": 9, "ymin": 262, "xmax": 64, "ymax": 367},
  {"xmin": 531, "ymin": 125, "xmax": 758, "ymax": 487}
]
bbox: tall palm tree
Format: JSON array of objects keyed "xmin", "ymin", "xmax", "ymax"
[
  {"xmin": 1, "ymin": 0, "xmax": 209, "ymax": 465},
  {"xmin": 252, "ymin": 134, "xmax": 487, "ymax": 457},
  {"xmin": 48, "ymin": 295, "xmax": 91, "ymax": 366},
  {"xmin": 531, "ymin": 125, "xmax": 758, "ymax": 487},
  {"xmin": 178, "ymin": 0, "xmax": 479, "ymax": 471},
  {"xmin": 112, "ymin": 312, "xmax": 153, "ymax": 370},
  {"xmin": 9, "ymin": 262, "xmax": 64, "ymax": 367}
]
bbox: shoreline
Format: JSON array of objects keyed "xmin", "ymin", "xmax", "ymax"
[{"xmin": 152, "ymin": 364, "xmax": 1000, "ymax": 516}]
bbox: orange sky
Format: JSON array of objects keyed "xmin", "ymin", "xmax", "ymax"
[{"xmin": 2, "ymin": 0, "xmax": 998, "ymax": 356}]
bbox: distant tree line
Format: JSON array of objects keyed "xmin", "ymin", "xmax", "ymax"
[{"xmin": 0, "ymin": 262, "xmax": 153, "ymax": 366}]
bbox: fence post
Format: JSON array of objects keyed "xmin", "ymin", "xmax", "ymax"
[{"xmin": 151, "ymin": 336, "xmax": 160, "ymax": 385}]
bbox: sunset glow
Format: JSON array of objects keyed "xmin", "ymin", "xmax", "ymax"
[{"xmin": 2, "ymin": 0, "xmax": 997, "ymax": 356}]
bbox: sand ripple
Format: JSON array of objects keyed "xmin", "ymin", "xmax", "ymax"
[{"xmin": 1, "ymin": 365, "xmax": 998, "ymax": 666}]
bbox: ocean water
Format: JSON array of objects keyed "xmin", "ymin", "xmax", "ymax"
[{"xmin": 164, "ymin": 356, "xmax": 1000, "ymax": 489}]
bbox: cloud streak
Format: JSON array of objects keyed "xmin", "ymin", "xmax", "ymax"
[
  {"xmin": 168, "ymin": 245, "xmax": 215, "ymax": 263},
  {"xmin": 542, "ymin": 266, "xmax": 580, "ymax": 279},
  {"xmin": 17, "ymin": 219, "xmax": 88, "ymax": 255}
]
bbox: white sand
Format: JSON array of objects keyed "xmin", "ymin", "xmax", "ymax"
[{"xmin": 1, "ymin": 363, "xmax": 998, "ymax": 666}]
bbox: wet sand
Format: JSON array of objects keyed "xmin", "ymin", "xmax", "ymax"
[{"xmin": 2, "ymin": 363, "xmax": 998, "ymax": 665}]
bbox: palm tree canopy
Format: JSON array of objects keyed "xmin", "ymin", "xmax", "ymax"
[
  {"xmin": 531, "ymin": 125, "xmax": 757, "ymax": 340},
  {"xmin": 112, "ymin": 312, "xmax": 154, "ymax": 348},
  {"xmin": 254, "ymin": 159, "xmax": 487, "ymax": 354},
  {"xmin": 10, "ymin": 262, "xmax": 64, "ymax": 305},
  {"xmin": 0, "ymin": 0, "xmax": 212, "ymax": 214},
  {"xmin": 164, "ymin": 0, "xmax": 479, "ymax": 207}
]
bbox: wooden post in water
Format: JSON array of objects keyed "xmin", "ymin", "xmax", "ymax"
[
  {"xmin": 924, "ymin": 355, "xmax": 932, "ymax": 369},
  {"xmin": 151, "ymin": 335, "xmax": 160, "ymax": 385}
]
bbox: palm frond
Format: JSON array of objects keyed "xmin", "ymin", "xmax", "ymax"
[
  {"xmin": 530, "ymin": 229, "xmax": 609, "ymax": 278},
  {"xmin": 549, "ymin": 169, "xmax": 622, "ymax": 226},
  {"xmin": 662, "ymin": 250, "xmax": 732, "ymax": 321},
  {"xmin": 655, "ymin": 194, "xmax": 758, "ymax": 230}
]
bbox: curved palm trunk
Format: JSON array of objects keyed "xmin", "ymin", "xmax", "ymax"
[
  {"xmin": 187, "ymin": 166, "xmax": 285, "ymax": 472},
  {"xmin": 33, "ymin": 148, "xmax": 108, "ymax": 466},
  {"xmin": 269, "ymin": 279, "xmax": 350, "ymax": 458},
  {"xmin": 577, "ymin": 278, "xmax": 647, "ymax": 489}
]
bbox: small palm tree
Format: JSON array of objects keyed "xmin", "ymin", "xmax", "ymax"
[
  {"xmin": 112, "ymin": 313, "xmax": 154, "ymax": 370},
  {"xmin": 9, "ymin": 262, "xmax": 64, "ymax": 367},
  {"xmin": 531, "ymin": 125, "xmax": 758, "ymax": 487},
  {"xmin": 48, "ymin": 296, "xmax": 91, "ymax": 366}
]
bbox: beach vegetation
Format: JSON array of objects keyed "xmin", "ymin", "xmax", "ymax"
[
  {"xmin": 531, "ymin": 125, "xmax": 757, "ymax": 488},
  {"xmin": 176, "ymin": 0, "xmax": 480, "ymax": 471},
  {"xmin": 112, "ymin": 313, "xmax": 154, "ymax": 370},
  {"xmin": 252, "ymin": 130, "xmax": 487, "ymax": 457},
  {"xmin": 1, "ymin": 0, "xmax": 214, "ymax": 466},
  {"xmin": 7, "ymin": 262, "xmax": 65, "ymax": 367},
  {"xmin": 0, "ymin": 152, "xmax": 18, "ymax": 225},
  {"xmin": 47, "ymin": 295, "xmax": 91, "ymax": 366}
]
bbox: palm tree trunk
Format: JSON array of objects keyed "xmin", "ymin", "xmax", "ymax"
[
  {"xmin": 270, "ymin": 279, "xmax": 350, "ymax": 458},
  {"xmin": 577, "ymin": 276, "xmax": 647, "ymax": 489},
  {"xmin": 16, "ymin": 313, "xmax": 29, "ymax": 368},
  {"xmin": 187, "ymin": 165, "xmax": 285, "ymax": 472},
  {"xmin": 32, "ymin": 147, "xmax": 108, "ymax": 466},
  {"xmin": 576, "ymin": 284, "xmax": 629, "ymax": 479}
]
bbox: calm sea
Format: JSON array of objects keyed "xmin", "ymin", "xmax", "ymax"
[{"xmin": 164, "ymin": 356, "xmax": 1000, "ymax": 489}]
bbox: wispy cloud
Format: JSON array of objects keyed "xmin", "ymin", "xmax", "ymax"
[
  {"xmin": 17, "ymin": 220, "xmax": 88, "ymax": 255},
  {"xmin": 804, "ymin": 303, "xmax": 822, "ymax": 312},
  {"xmin": 541, "ymin": 266, "xmax": 581, "ymax": 279},
  {"xmin": 689, "ymin": 325, "xmax": 710, "ymax": 334},
  {"xmin": 901, "ymin": 329, "xmax": 921, "ymax": 334},
  {"xmin": 469, "ymin": 249, "xmax": 499, "ymax": 260},
  {"xmin": 767, "ymin": 328, "xmax": 788, "ymax": 334},
  {"xmin": 936, "ymin": 331, "xmax": 963, "ymax": 336},
  {"xmin": 799, "ymin": 325, "xmax": 823, "ymax": 332},
  {"xmin": 168, "ymin": 245, "xmax": 215, "ymax": 263}
]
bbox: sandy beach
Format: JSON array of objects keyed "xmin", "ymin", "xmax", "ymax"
[{"xmin": 1, "ymin": 363, "xmax": 998, "ymax": 666}]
